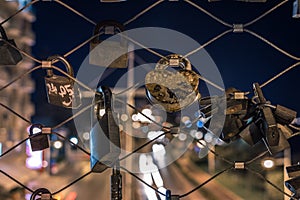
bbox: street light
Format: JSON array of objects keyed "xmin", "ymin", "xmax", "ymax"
[{"xmin": 262, "ymin": 159, "xmax": 275, "ymax": 169}]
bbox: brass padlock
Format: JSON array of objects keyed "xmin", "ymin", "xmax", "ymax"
[
  {"xmin": 89, "ymin": 20, "xmax": 128, "ymax": 68},
  {"xmin": 0, "ymin": 25, "xmax": 22, "ymax": 65},
  {"xmin": 44, "ymin": 55, "xmax": 81, "ymax": 108},
  {"xmin": 145, "ymin": 54, "xmax": 200, "ymax": 112}
]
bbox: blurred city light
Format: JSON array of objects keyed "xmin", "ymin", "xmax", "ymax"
[
  {"xmin": 262, "ymin": 159, "xmax": 275, "ymax": 169},
  {"xmin": 195, "ymin": 131, "xmax": 203, "ymax": 139},
  {"xmin": 70, "ymin": 137, "xmax": 78, "ymax": 145},
  {"xmin": 147, "ymin": 131, "xmax": 165, "ymax": 140},
  {"xmin": 82, "ymin": 132, "xmax": 90, "ymax": 140},
  {"xmin": 53, "ymin": 141, "xmax": 63, "ymax": 149}
]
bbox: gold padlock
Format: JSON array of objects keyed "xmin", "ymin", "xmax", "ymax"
[{"xmin": 145, "ymin": 54, "xmax": 200, "ymax": 112}]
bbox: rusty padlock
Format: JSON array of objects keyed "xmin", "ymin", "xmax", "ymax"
[
  {"xmin": 44, "ymin": 55, "xmax": 81, "ymax": 108},
  {"xmin": 0, "ymin": 25, "xmax": 22, "ymax": 65},
  {"xmin": 89, "ymin": 20, "xmax": 128, "ymax": 68},
  {"xmin": 145, "ymin": 54, "xmax": 200, "ymax": 112}
]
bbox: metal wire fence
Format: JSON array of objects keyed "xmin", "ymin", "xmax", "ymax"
[{"xmin": 0, "ymin": 0, "xmax": 299, "ymax": 199}]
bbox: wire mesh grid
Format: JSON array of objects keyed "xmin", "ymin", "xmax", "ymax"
[{"xmin": 0, "ymin": 0, "xmax": 299, "ymax": 199}]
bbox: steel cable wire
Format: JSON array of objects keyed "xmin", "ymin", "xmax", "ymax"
[{"xmin": 0, "ymin": 0, "xmax": 299, "ymax": 198}]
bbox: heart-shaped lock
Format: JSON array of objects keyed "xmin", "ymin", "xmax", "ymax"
[
  {"xmin": 89, "ymin": 20, "xmax": 128, "ymax": 68},
  {"xmin": 145, "ymin": 54, "xmax": 200, "ymax": 112}
]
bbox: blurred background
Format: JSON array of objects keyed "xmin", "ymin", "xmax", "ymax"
[{"xmin": 0, "ymin": 0, "xmax": 300, "ymax": 199}]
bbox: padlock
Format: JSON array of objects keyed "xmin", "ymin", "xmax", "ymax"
[
  {"xmin": 89, "ymin": 20, "xmax": 128, "ymax": 68},
  {"xmin": 145, "ymin": 54, "xmax": 200, "ymax": 112},
  {"xmin": 0, "ymin": 25, "xmax": 22, "ymax": 65},
  {"xmin": 44, "ymin": 55, "xmax": 81, "ymax": 108},
  {"xmin": 30, "ymin": 188, "xmax": 52, "ymax": 200},
  {"xmin": 90, "ymin": 86, "xmax": 121, "ymax": 173},
  {"xmin": 29, "ymin": 124, "xmax": 50, "ymax": 152}
]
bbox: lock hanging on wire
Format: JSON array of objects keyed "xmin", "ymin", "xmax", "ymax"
[
  {"xmin": 89, "ymin": 20, "xmax": 128, "ymax": 68},
  {"xmin": 29, "ymin": 124, "xmax": 50, "ymax": 151},
  {"xmin": 30, "ymin": 188, "xmax": 53, "ymax": 200},
  {"xmin": 0, "ymin": 25, "xmax": 22, "ymax": 65},
  {"xmin": 44, "ymin": 55, "xmax": 81, "ymax": 108},
  {"xmin": 145, "ymin": 54, "xmax": 200, "ymax": 112},
  {"xmin": 90, "ymin": 86, "xmax": 121, "ymax": 173}
]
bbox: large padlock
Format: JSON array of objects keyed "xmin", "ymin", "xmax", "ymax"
[
  {"xmin": 90, "ymin": 86, "xmax": 121, "ymax": 173},
  {"xmin": 44, "ymin": 55, "xmax": 81, "ymax": 108},
  {"xmin": 89, "ymin": 20, "xmax": 128, "ymax": 68},
  {"xmin": 0, "ymin": 25, "xmax": 22, "ymax": 65},
  {"xmin": 145, "ymin": 54, "xmax": 200, "ymax": 112}
]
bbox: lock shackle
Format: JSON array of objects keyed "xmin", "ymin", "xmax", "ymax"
[
  {"xmin": 0, "ymin": 25, "xmax": 9, "ymax": 41},
  {"xmin": 92, "ymin": 20, "xmax": 125, "ymax": 43},
  {"xmin": 156, "ymin": 54, "xmax": 192, "ymax": 71},
  {"xmin": 30, "ymin": 188, "xmax": 52, "ymax": 200},
  {"xmin": 46, "ymin": 55, "xmax": 74, "ymax": 78},
  {"xmin": 94, "ymin": 86, "xmax": 112, "ymax": 121}
]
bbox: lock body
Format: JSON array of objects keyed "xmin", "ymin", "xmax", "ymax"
[
  {"xmin": 45, "ymin": 75, "xmax": 81, "ymax": 108},
  {"xmin": 44, "ymin": 56, "xmax": 81, "ymax": 109},
  {"xmin": 145, "ymin": 54, "xmax": 200, "ymax": 112},
  {"xmin": 90, "ymin": 86, "xmax": 121, "ymax": 173},
  {"xmin": 0, "ymin": 25, "xmax": 22, "ymax": 65},
  {"xmin": 89, "ymin": 20, "xmax": 128, "ymax": 68}
]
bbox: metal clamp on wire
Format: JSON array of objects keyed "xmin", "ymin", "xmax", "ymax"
[
  {"xmin": 30, "ymin": 188, "xmax": 53, "ymax": 200},
  {"xmin": 233, "ymin": 24, "xmax": 244, "ymax": 33},
  {"xmin": 166, "ymin": 189, "xmax": 180, "ymax": 200},
  {"xmin": 234, "ymin": 161, "xmax": 246, "ymax": 170}
]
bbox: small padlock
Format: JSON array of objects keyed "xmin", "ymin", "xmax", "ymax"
[
  {"xmin": 145, "ymin": 54, "xmax": 200, "ymax": 112},
  {"xmin": 29, "ymin": 124, "xmax": 49, "ymax": 152},
  {"xmin": 30, "ymin": 188, "xmax": 53, "ymax": 200},
  {"xmin": 44, "ymin": 55, "xmax": 81, "ymax": 108},
  {"xmin": 0, "ymin": 25, "xmax": 22, "ymax": 65},
  {"xmin": 89, "ymin": 20, "xmax": 128, "ymax": 68}
]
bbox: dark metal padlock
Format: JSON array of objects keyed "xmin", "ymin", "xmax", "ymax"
[
  {"xmin": 29, "ymin": 124, "xmax": 49, "ymax": 151},
  {"xmin": 90, "ymin": 86, "xmax": 121, "ymax": 173},
  {"xmin": 44, "ymin": 56, "xmax": 81, "ymax": 108},
  {"xmin": 145, "ymin": 54, "xmax": 200, "ymax": 112},
  {"xmin": 30, "ymin": 188, "xmax": 53, "ymax": 200},
  {"xmin": 89, "ymin": 20, "xmax": 128, "ymax": 68},
  {"xmin": 0, "ymin": 25, "xmax": 22, "ymax": 65}
]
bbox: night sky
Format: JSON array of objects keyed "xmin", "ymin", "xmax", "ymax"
[{"xmin": 30, "ymin": 0, "xmax": 300, "ymax": 161}]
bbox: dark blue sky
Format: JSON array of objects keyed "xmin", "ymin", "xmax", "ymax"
[{"xmin": 30, "ymin": 0, "xmax": 300, "ymax": 160}]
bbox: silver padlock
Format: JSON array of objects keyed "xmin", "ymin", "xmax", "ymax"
[
  {"xmin": 89, "ymin": 20, "xmax": 128, "ymax": 68},
  {"xmin": 44, "ymin": 55, "xmax": 81, "ymax": 108},
  {"xmin": 145, "ymin": 54, "xmax": 200, "ymax": 112}
]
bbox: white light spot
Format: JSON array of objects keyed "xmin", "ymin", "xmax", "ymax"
[
  {"xmin": 204, "ymin": 133, "xmax": 213, "ymax": 143},
  {"xmin": 178, "ymin": 133, "xmax": 187, "ymax": 141},
  {"xmin": 195, "ymin": 131, "xmax": 203, "ymax": 139},
  {"xmin": 120, "ymin": 114, "xmax": 128, "ymax": 122},
  {"xmin": 142, "ymin": 108, "xmax": 152, "ymax": 116},
  {"xmin": 53, "ymin": 141, "xmax": 63, "ymax": 149},
  {"xmin": 263, "ymin": 159, "xmax": 275, "ymax": 169},
  {"xmin": 82, "ymin": 132, "xmax": 90, "ymax": 140},
  {"xmin": 99, "ymin": 109, "xmax": 106, "ymax": 117},
  {"xmin": 70, "ymin": 137, "xmax": 78, "ymax": 145}
]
